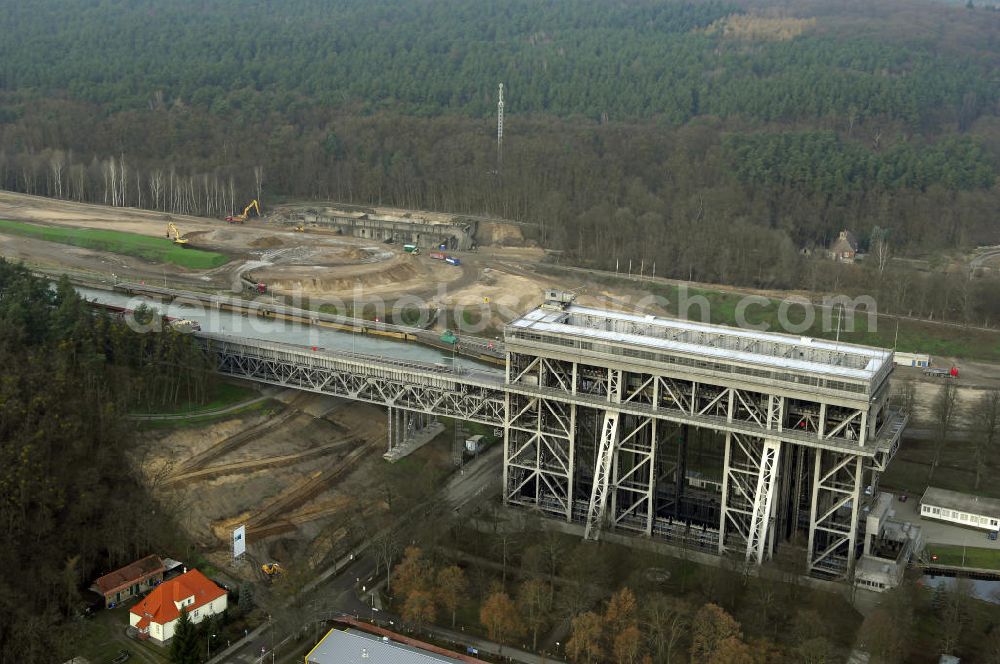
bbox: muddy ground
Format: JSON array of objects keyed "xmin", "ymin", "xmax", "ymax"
[
  {"xmin": 0, "ymin": 192, "xmax": 548, "ymax": 319},
  {"xmin": 135, "ymin": 390, "xmax": 455, "ymax": 581}
]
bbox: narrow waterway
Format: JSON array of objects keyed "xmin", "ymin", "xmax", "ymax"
[
  {"xmin": 920, "ymin": 574, "xmax": 1000, "ymax": 604},
  {"xmin": 76, "ymin": 287, "xmax": 502, "ymax": 375}
]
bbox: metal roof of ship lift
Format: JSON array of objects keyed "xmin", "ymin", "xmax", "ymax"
[{"xmin": 508, "ymin": 304, "xmax": 892, "ymax": 383}]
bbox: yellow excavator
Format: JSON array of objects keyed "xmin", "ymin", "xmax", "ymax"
[
  {"xmin": 261, "ymin": 562, "xmax": 282, "ymax": 577},
  {"xmin": 225, "ymin": 199, "xmax": 261, "ymax": 224},
  {"xmin": 166, "ymin": 222, "xmax": 189, "ymax": 245}
]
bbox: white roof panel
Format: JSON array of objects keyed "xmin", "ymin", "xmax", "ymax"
[
  {"xmin": 307, "ymin": 629, "xmax": 456, "ymax": 664},
  {"xmin": 509, "ymin": 305, "xmax": 891, "ymax": 383}
]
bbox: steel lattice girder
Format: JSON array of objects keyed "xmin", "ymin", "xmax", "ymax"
[
  {"xmin": 209, "ymin": 340, "xmax": 893, "ymax": 460},
  {"xmin": 807, "ymin": 449, "xmax": 864, "ymax": 577},
  {"xmin": 611, "ymin": 417, "xmax": 657, "ymax": 532},
  {"xmin": 207, "ymin": 337, "xmax": 895, "ymax": 571},
  {"xmin": 584, "ymin": 411, "xmax": 620, "ymax": 541},
  {"xmin": 214, "ymin": 346, "xmax": 505, "ymax": 425},
  {"xmin": 719, "ymin": 433, "xmax": 781, "ymax": 562},
  {"xmin": 746, "ymin": 438, "xmax": 781, "ymax": 563}
]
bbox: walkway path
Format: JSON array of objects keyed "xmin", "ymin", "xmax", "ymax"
[{"xmin": 127, "ymin": 395, "xmax": 270, "ymax": 421}]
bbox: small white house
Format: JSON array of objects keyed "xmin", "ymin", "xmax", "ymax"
[
  {"xmin": 129, "ymin": 568, "xmax": 227, "ymax": 644},
  {"xmin": 920, "ymin": 487, "xmax": 1000, "ymax": 532},
  {"xmin": 893, "ymin": 352, "xmax": 931, "ymax": 368}
]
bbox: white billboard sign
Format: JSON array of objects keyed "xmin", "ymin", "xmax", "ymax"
[{"xmin": 232, "ymin": 524, "xmax": 246, "ymax": 558}]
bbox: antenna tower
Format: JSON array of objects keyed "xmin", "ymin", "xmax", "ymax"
[{"xmin": 496, "ymin": 82, "xmax": 504, "ymax": 171}]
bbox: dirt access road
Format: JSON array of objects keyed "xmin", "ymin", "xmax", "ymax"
[
  {"xmin": 7, "ymin": 190, "xmax": 1000, "ymax": 387},
  {"xmin": 0, "ymin": 191, "xmax": 471, "ymax": 301}
]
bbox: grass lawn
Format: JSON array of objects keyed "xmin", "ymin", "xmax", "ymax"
[
  {"xmin": 549, "ymin": 269, "xmax": 1000, "ymax": 362},
  {"xmin": 64, "ymin": 604, "xmax": 171, "ymax": 663},
  {"xmin": 0, "ymin": 219, "xmax": 229, "ymax": 269},
  {"xmin": 926, "ymin": 544, "xmax": 1000, "ymax": 570},
  {"xmin": 880, "ymin": 434, "xmax": 1000, "ymax": 500},
  {"xmin": 137, "ymin": 398, "xmax": 282, "ymax": 431},
  {"xmin": 652, "ymin": 281, "xmax": 1000, "ymax": 361},
  {"xmin": 130, "ymin": 381, "xmax": 260, "ymax": 416}
]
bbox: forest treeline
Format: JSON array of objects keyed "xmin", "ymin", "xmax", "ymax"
[
  {"xmin": 388, "ymin": 523, "xmax": 1000, "ymax": 663},
  {"xmin": 0, "ymin": 0, "xmax": 998, "ymax": 309},
  {"xmin": 0, "ymin": 262, "xmax": 212, "ymax": 663},
  {"xmin": 1, "ymin": 0, "xmax": 996, "ymax": 128}
]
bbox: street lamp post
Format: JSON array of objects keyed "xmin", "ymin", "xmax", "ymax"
[
  {"xmin": 207, "ymin": 633, "xmax": 216, "ymax": 659},
  {"xmin": 271, "ymin": 615, "xmax": 276, "ymax": 664}
]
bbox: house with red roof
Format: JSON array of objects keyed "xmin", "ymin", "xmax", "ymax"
[
  {"xmin": 92, "ymin": 554, "xmax": 166, "ymax": 608},
  {"xmin": 128, "ymin": 568, "xmax": 227, "ymax": 644}
]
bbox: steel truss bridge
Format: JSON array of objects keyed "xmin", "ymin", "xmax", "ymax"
[{"xmin": 201, "ymin": 297, "xmax": 907, "ymax": 579}]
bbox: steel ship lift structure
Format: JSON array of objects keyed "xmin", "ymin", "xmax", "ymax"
[{"xmin": 203, "ymin": 291, "xmax": 907, "ymax": 579}]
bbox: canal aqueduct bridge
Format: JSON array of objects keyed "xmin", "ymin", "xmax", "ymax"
[{"xmin": 201, "ymin": 291, "xmax": 907, "ymax": 579}]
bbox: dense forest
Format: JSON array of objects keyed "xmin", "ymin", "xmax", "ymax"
[
  {"xmin": 0, "ymin": 262, "xmax": 212, "ymax": 663},
  {"xmin": 0, "ymin": 0, "xmax": 998, "ymax": 291}
]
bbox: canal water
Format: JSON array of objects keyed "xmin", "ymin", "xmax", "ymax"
[
  {"xmin": 920, "ymin": 574, "xmax": 1000, "ymax": 604},
  {"xmin": 76, "ymin": 287, "xmax": 501, "ymax": 375}
]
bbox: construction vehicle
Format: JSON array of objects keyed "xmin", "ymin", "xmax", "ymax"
[
  {"xmin": 293, "ymin": 225, "xmax": 305, "ymax": 232},
  {"xmin": 169, "ymin": 319, "xmax": 201, "ymax": 332},
  {"xmin": 166, "ymin": 223, "xmax": 189, "ymax": 245},
  {"xmin": 261, "ymin": 562, "xmax": 282, "ymax": 577},
  {"xmin": 445, "ymin": 256, "xmax": 461, "ymax": 266},
  {"xmin": 403, "ymin": 244, "xmax": 419, "ymax": 254},
  {"xmin": 429, "ymin": 252, "xmax": 445, "ymax": 260},
  {"xmin": 240, "ymin": 275, "xmax": 267, "ymax": 294},
  {"xmin": 924, "ymin": 366, "xmax": 959, "ymax": 379},
  {"xmin": 225, "ymin": 199, "xmax": 261, "ymax": 224}
]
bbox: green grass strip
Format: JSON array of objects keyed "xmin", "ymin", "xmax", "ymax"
[
  {"xmin": 0, "ymin": 219, "xmax": 228, "ymax": 269},
  {"xmin": 927, "ymin": 544, "xmax": 1000, "ymax": 570}
]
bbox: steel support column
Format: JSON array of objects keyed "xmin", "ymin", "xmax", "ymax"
[
  {"xmin": 584, "ymin": 411, "xmax": 619, "ymax": 540},
  {"xmin": 807, "ymin": 449, "xmax": 864, "ymax": 577},
  {"xmin": 718, "ymin": 433, "xmax": 781, "ymax": 564}
]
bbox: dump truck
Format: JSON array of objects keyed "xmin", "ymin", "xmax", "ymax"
[
  {"xmin": 924, "ymin": 367, "xmax": 959, "ymax": 379},
  {"xmin": 403, "ymin": 244, "xmax": 419, "ymax": 253},
  {"xmin": 429, "ymin": 252, "xmax": 446, "ymax": 260}
]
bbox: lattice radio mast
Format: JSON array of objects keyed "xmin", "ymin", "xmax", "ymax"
[{"xmin": 496, "ymin": 82, "xmax": 504, "ymax": 171}]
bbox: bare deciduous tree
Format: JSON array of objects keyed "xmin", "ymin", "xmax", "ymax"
[
  {"xmin": 254, "ymin": 165, "xmax": 264, "ymax": 204},
  {"xmin": 643, "ymin": 594, "xmax": 690, "ymax": 663},
  {"xmin": 974, "ymin": 390, "xmax": 1000, "ymax": 490},
  {"xmin": 929, "ymin": 382, "xmax": 958, "ymax": 481},
  {"xmin": 149, "ymin": 170, "xmax": 164, "ymax": 210},
  {"xmin": 49, "ymin": 150, "xmax": 65, "ymax": 199},
  {"xmin": 871, "ymin": 225, "xmax": 891, "ymax": 275}
]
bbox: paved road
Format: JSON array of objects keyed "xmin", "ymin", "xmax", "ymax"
[{"xmin": 892, "ymin": 493, "xmax": 1000, "ymax": 552}]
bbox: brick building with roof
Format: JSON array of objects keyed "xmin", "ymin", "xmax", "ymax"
[
  {"xmin": 92, "ymin": 554, "xmax": 166, "ymax": 608},
  {"xmin": 128, "ymin": 568, "xmax": 227, "ymax": 644},
  {"xmin": 829, "ymin": 229, "xmax": 859, "ymax": 262}
]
